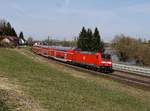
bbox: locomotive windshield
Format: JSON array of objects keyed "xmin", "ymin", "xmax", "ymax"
[{"xmin": 102, "ymin": 54, "xmax": 111, "ymax": 60}]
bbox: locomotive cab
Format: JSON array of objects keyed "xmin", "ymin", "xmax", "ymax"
[{"xmin": 100, "ymin": 54, "xmax": 112, "ymax": 72}]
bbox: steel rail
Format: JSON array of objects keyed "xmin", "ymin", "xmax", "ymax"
[{"xmin": 113, "ymin": 63, "xmax": 150, "ymax": 77}]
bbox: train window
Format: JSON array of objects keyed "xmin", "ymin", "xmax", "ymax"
[{"xmin": 102, "ymin": 54, "xmax": 111, "ymax": 60}]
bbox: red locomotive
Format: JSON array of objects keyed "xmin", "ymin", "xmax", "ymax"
[{"xmin": 32, "ymin": 45, "xmax": 112, "ymax": 72}]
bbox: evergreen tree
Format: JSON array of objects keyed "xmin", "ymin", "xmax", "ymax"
[
  {"xmin": 77, "ymin": 27, "xmax": 105, "ymax": 52},
  {"xmin": 19, "ymin": 32, "xmax": 25, "ymax": 40},
  {"xmin": 2, "ymin": 22, "xmax": 12, "ymax": 36},
  {"xmin": 86, "ymin": 28, "xmax": 93, "ymax": 51},
  {"xmin": 93, "ymin": 27, "xmax": 104, "ymax": 52},
  {"xmin": 0, "ymin": 20, "xmax": 18, "ymax": 37},
  {"xmin": 77, "ymin": 27, "xmax": 87, "ymax": 50},
  {"xmin": 18, "ymin": 32, "xmax": 26, "ymax": 45},
  {"xmin": 6, "ymin": 22, "xmax": 12, "ymax": 35},
  {"xmin": 11, "ymin": 28, "xmax": 17, "ymax": 37},
  {"xmin": 2, "ymin": 21, "xmax": 7, "ymax": 35}
]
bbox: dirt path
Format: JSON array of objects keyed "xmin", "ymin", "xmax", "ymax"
[{"xmin": 0, "ymin": 75, "xmax": 46, "ymax": 111}]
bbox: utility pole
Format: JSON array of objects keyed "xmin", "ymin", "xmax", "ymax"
[{"xmin": 48, "ymin": 36, "xmax": 50, "ymax": 46}]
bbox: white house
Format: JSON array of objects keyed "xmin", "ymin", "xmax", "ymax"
[
  {"xmin": 0, "ymin": 36, "xmax": 19, "ymax": 47},
  {"xmin": 1, "ymin": 38, "xmax": 11, "ymax": 43},
  {"xmin": 19, "ymin": 38, "xmax": 26, "ymax": 45}
]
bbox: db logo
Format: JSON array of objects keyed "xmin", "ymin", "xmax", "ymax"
[{"xmin": 83, "ymin": 56, "xmax": 86, "ymax": 60}]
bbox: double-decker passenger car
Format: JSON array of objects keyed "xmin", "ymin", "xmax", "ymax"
[{"xmin": 32, "ymin": 45, "xmax": 112, "ymax": 72}]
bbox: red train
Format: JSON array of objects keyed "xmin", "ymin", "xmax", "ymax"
[{"xmin": 32, "ymin": 45, "xmax": 112, "ymax": 72}]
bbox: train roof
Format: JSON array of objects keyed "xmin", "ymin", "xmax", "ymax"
[
  {"xmin": 34, "ymin": 45, "xmax": 107, "ymax": 54},
  {"xmin": 80, "ymin": 51, "xmax": 97, "ymax": 54},
  {"xmin": 39, "ymin": 45, "xmax": 77, "ymax": 51}
]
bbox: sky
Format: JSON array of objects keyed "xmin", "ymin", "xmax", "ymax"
[{"xmin": 0, "ymin": 0, "xmax": 150, "ymax": 42}]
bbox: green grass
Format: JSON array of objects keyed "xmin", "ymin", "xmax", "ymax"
[{"xmin": 0, "ymin": 48, "xmax": 150, "ymax": 111}]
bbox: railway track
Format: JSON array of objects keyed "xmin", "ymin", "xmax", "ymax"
[
  {"xmin": 62, "ymin": 62, "xmax": 150, "ymax": 90},
  {"xmin": 110, "ymin": 73, "xmax": 150, "ymax": 89},
  {"xmin": 34, "ymin": 52, "xmax": 150, "ymax": 90}
]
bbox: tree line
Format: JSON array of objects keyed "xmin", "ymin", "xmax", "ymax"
[
  {"xmin": 43, "ymin": 38, "xmax": 77, "ymax": 47},
  {"xmin": 0, "ymin": 19, "xmax": 17, "ymax": 37},
  {"xmin": 77, "ymin": 27, "xmax": 104, "ymax": 52},
  {"xmin": 112, "ymin": 34, "xmax": 150, "ymax": 66},
  {"xmin": 0, "ymin": 19, "xmax": 27, "ymax": 45}
]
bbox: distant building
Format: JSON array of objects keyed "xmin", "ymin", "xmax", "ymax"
[
  {"xmin": 0, "ymin": 36, "xmax": 19, "ymax": 47},
  {"xmin": 33, "ymin": 41, "xmax": 42, "ymax": 45}
]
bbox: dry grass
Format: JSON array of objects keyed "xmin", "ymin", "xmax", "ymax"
[{"xmin": 0, "ymin": 74, "xmax": 46, "ymax": 111}]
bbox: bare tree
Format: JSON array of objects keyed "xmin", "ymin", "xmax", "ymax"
[
  {"xmin": 111, "ymin": 34, "xmax": 150, "ymax": 66},
  {"xmin": 27, "ymin": 37, "xmax": 33, "ymax": 46}
]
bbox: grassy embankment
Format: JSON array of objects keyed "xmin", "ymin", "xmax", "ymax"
[{"xmin": 0, "ymin": 48, "xmax": 150, "ymax": 111}]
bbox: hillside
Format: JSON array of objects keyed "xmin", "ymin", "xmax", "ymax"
[{"xmin": 0, "ymin": 48, "xmax": 150, "ymax": 111}]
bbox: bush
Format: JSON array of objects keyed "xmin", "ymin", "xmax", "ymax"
[{"xmin": 112, "ymin": 34, "xmax": 150, "ymax": 66}]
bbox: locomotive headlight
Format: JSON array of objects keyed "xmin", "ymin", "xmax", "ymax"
[
  {"xmin": 101, "ymin": 61, "xmax": 106, "ymax": 64},
  {"xmin": 107, "ymin": 62, "xmax": 112, "ymax": 64}
]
